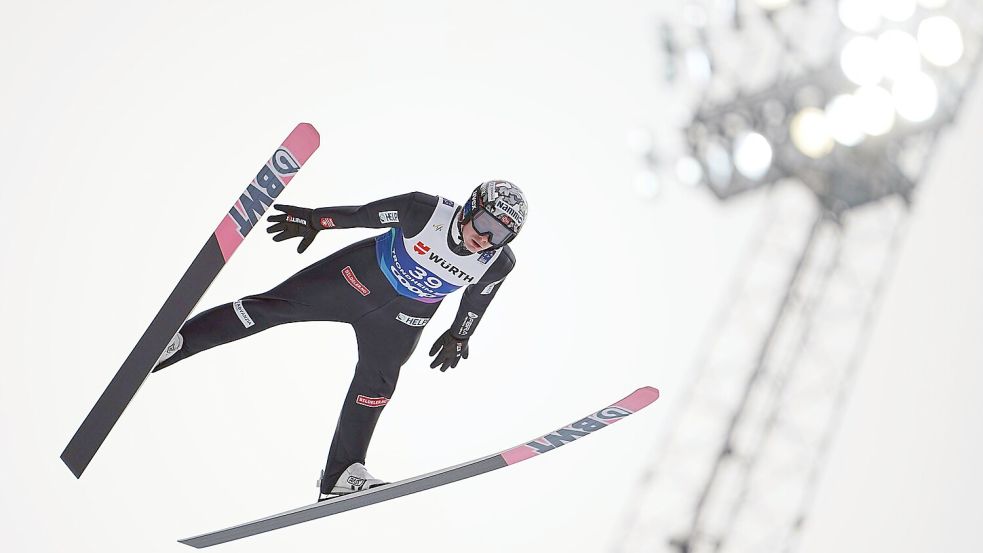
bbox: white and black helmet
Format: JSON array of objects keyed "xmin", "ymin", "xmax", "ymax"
[{"xmin": 460, "ymin": 180, "xmax": 528, "ymax": 247}]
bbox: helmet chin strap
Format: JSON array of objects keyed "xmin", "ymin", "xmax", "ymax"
[
  {"xmin": 455, "ymin": 207, "xmax": 467, "ymax": 238},
  {"xmin": 449, "ymin": 208, "xmax": 473, "ymax": 256}
]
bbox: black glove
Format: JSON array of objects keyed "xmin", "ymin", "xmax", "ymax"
[
  {"xmin": 429, "ymin": 330, "xmax": 469, "ymax": 372},
  {"xmin": 266, "ymin": 204, "xmax": 323, "ymax": 253}
]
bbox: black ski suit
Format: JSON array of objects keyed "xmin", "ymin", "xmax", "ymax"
[{"xmin": 154, "ymin": 192, "xmax": 515, "ymax": 494}]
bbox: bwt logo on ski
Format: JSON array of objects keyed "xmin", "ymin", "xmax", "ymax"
[
  {"xmin": 521, "ymin": 407, "xmax": 632, "ymax": 455},
  {"xmin": 227, "ymin": 147, "xmax": 300, "ymax": 236}
]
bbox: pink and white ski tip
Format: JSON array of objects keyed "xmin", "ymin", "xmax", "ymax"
[
  {"xmin": 500, "ymin": 386, "xmax": 659, "ymax": 465},
  {"xmin": 215, "ymin": 123, "xmax": 321, "ymax": 261}
]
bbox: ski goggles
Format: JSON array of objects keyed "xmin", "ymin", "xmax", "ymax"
[{"xmin": 471, "ymin": 208, "xmax": 516, "ymax": 247}]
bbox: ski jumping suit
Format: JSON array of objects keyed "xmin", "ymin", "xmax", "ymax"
[{"xmin": 154, "ymin": 192, "xmax": 516, "ymax": 493}]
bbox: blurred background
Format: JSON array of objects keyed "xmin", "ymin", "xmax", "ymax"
[{"xmin": 1, "ymin": 1, "xmax": 981, "ymax": 552}]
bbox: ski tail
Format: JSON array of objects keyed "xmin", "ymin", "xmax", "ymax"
[
  {"xmin": 61, "ymin": 123, "xmax": 320, "ymax": 478},
  {"xmin": 178, "ymin": 386, "xmax": 659, "ymax": 548}
]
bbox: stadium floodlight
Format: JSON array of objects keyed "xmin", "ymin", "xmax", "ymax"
[
  {"xmin": 881, "ymin": 0, "xmax": 917, "ymax": 22},
  {"xmin": 838, "ymin": 0, "xmax": 882, "ymax": 33},
  {"xmin": 854, "ymin": 85, "xmax": 896, "ymax": 135},
  {"xmin": 825, "ymin": 94, "xmax": 866, "ymax": 146},
  {"xmin": 892, "ymin": 72, "xmax": 939, "ymax": 122},
  {"xmin": 619, "ymin": 0, "xmax": 983, "ymax": 551},
  {"xmin": 841, "ymin": 36, "xmax": 883, "ymax": 86},
  {"xmin": 918, "ymin": 16, "xmax": 964, "ymax": 67},
  {"xmin": 791, "ymin": 107, "xmax": 835, "ymax": 158},
  {"xmin": 878, "ymin": 30, "xmax": 922, "ymax": 80},
  {"xmin": 733, "ymin": 132, "xmax": 773, "ymax": 181}
]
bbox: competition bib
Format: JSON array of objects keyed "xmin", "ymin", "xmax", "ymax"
[{"xmin": 375, "ymin": 197, "xmax": 501, "ymax": 303}]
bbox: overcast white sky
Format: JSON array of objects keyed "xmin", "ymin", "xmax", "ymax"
[{"xmin": 1, "ymin": 2, "xmax": 980, "ymax": 552}]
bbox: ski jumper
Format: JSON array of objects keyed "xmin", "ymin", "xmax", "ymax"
[{"xmin": 153, "ymin": 192, "xmax": 516, "ymax": 493}]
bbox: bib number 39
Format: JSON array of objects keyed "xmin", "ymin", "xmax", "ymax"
[{"xmin": 407, "ymin": 266, "xmax": 444, "ymax": 290}]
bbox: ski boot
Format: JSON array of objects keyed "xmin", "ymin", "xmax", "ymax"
[
  {"xmin": 152, "ymin": 332, "xmax": 183, "ymax": 372},
  {"xmin": 317, "ymin": 463, "xmax": 388, "ymax": 501}
]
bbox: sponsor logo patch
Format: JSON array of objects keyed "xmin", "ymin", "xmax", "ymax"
[
  {"xmin": 356, "ymin": 395, "xmax": 390, "ymax": 408},
  {"xmin": 320, "ymin": 217, "xmax": 335, "ymax": 228},
  {"xmin": 285, "ymin": 215, "xmax": 307, "ymax": 226},
  {"xmin": 480, "ymin": 280, "xmax": 501, "ymax": 295},
  {"xmin": 396, "ymin": 313, "xmax": 430, "ymax": 327},
  {"xmin": 342, "ymin": 266, "xmax": 371, "ymax": 296},
  {"xmin": 432, "ymin": 223, "xmax": 444, "ymax": 232},
  {"xmin": 162, "ymin": 336, "xmax": 181, "ymax": 356},
  {"xmin": 457, "ymin": 311, "xmax": 479, "ymax": 336},
  {"xmin": 425, "ymin": 250, "xmax": 475, "ymax": 282},
  {"xmin": 233, "ymin": 299, "xmax": 255, "ymax": 328},
  {"xmin": 442, "ymin": 198, "xmax": 455, "ymax": 207},
  {"xmin": 414, "ymin": 241, "xmax": 430, "ymax": 255},
  {"xmin": 346, "ymin": 475, "xmax": 367, "ymax": 488},
  {"xmin": 478, "ymin": 250, "xmax": 495, "ymax": 264},
  {"xmin": 379, "ymin": 210, "xmax": 400, "ymax": 224},
  {"xmin": 496, "ymin": 200, "xmax": 524, "ymax": 226}
]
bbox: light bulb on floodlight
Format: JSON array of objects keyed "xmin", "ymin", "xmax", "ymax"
[
  {"xmin": 919, "ymin": 16, "xmax": 964, "ymax": 67},
  {"xmin": 838, "ymin": 0, "xmax": 881, "ymax": 33},
  {"xmin": 675, "ymin": 156, "xmax": 704, "ymax": 187},
  {"xmin": 685, "ymin": 48, "xmax": 712, "ymax": 83},
  {"xmin": 791, "ymin": 108, "xmax": 834, "ymax": 159},
  {"xmin": 733, "ymin": 132, "xmax": 773, "ymax": 181},
  {"xmin": 893, "ymin": 72, "xmax": 939, "ymax": 122},
  {"xmin": 825, "ymin": 94, "xmax": 866, "ymax": 146},
  {"xmin": 704, "ymin": 141, "xmax": 733, "ymax": 189},
  {"xmin": 854, "ymin": 86, "xmax": 896, "ymax": 136},
  {"xmin": 878, "ymin": 30, "xmax": 921, "ymax": 80},
  {"xmin": 881, "ymin": 0, "xmax": 916, "ymax": 22},
  {"xmin": 841, "ymin": 36, "xmax": 883, "ymax": 86}
]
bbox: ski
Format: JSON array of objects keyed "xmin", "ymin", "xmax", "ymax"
[
  {"xmin": 178, "ymin": 386, "xmax": 659, "ymax": 548},
  {"xmin": 61, "ymin": 123, "xmax": 321, "ymax": 478}
]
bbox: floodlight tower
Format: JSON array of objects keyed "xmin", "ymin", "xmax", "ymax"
[{"xmin": 616, "ymin": 1, "xmax": 983, "ymax": 552}]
